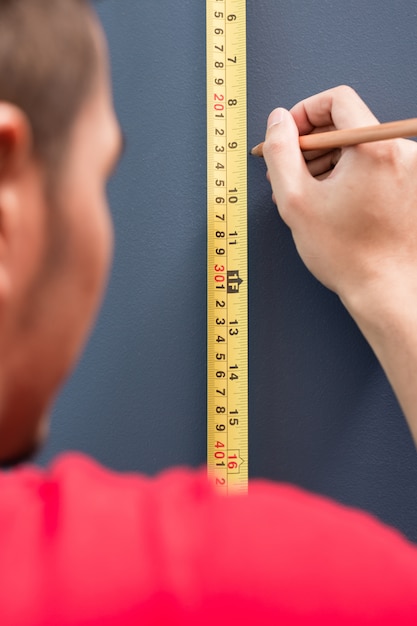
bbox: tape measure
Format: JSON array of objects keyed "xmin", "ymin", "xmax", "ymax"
[{"xmin": 206, "ymin": 0, "xmax": 248, "ymax": 494}]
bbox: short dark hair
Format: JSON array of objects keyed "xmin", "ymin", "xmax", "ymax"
[{"xmin": 0, "ymin": 0, "xmax": 98, "ymax": 165}]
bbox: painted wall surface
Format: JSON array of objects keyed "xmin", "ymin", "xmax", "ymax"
[{"xmin": 36, "ymin": 1, "xmax": 417, "ymax": 541}]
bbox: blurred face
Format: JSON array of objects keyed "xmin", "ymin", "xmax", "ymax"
[{"xmin": 0, "ymin": 19, "xmax": 122, "ymax": 465}]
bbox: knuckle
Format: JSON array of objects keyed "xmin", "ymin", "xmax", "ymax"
[
  {"xmin": 281, "ymin": 187, "xmax": 305, "ymax": 217},
  {"xmin": 360, "ymin": 139, "xmax": 400, "ymax": 167},
  {"xmin": 335, "ymin": 84, "xmax": 358, "ymax": 99}
]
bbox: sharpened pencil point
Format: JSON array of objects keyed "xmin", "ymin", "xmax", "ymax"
[{"xmin": 250, "ymin": 143, "xmax": 264, "ymax": 157}]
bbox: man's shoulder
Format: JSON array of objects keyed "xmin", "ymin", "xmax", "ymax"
[
  {"xmin": 0, "ymin": 454, "xmax": 210, "ymax": 624},
  {"xmin": 0, "ymin": 452, "xmax": 211, "ymax": 541}
]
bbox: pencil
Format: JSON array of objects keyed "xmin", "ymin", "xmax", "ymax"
[{"xmin": 250, "ymin": 117, "xmax": 417, "ymax": 158}]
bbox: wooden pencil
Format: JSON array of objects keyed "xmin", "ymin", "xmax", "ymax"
[{"xmin": 250, "ymin": 117, "xmax": 417, "ymax": 157}]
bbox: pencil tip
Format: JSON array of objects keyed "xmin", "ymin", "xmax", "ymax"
[{"xmin": 250, "ymin": 143, "xmax": 264, "ymax": 158}]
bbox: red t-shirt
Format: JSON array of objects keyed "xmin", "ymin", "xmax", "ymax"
[{"xmin": 0, "ymin": 453, "xmax": 417, "ymax": 625}]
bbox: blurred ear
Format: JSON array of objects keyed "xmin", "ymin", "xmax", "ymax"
[
  {"xmin": 0, "ymin": 103, "xmax": 32, "ymax": 177},
  {"xmin": 0, "ymin": 103, "xmax": 33, "ymax": 304}
]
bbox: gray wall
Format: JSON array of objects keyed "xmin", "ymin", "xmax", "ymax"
[{"xmin": 36, "ymin": 1, "xmax": 417, "ymax": 542}]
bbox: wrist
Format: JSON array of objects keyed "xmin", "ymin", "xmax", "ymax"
[
  {"xmin": 341, "ymin": 273, "xmax": 417, "ymax": 446},
  {"xmin": 340, "ymin": 269, "xmax": 417, "ymax": 344},
  {"xmin": 340, "ymin": 270, "xmax": 417, "ymax": 369}
]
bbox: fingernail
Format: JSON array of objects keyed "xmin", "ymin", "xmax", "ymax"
[{"xmin": 267, "ymin": 107, "xmax": 285, "ymax": 129}]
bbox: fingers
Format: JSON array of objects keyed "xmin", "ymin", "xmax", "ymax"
[
  {"xmin": 262, "ymin": 87, "xmax": 379, "ymax": 224},
  {"xmin": 290, "ymin": 85, "xmax": 379, "ymax": 133},
  {"xmin": 262, "ymin": 108, "xmax": 313, "ymax": 221},
  {"xmin": 305, "ymin": 148, "xmax": 341, "ymax": 178}
]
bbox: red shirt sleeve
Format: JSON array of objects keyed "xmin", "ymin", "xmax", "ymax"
[{"xmin": 0, "ymin": 453, "xmax": 417, "ymax": 625}]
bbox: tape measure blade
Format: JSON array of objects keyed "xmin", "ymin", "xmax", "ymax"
[{"xmin": 207, "ymin": 0, "xmax": 248, "ymax": 495}]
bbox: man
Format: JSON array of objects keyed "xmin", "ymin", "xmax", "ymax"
[
  {"xmin": 0, "ymin": 0, "xmax": 120, "ymax": 465},
  {"xmin": 0, "ymin": 1, "xmax": 417, "ymax": 624}
]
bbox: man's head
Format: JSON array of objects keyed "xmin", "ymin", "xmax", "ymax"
[
  {"xmin": 0, "ymin": 0, "xmax": 99, "ymax": 167},
  {"xmin": 0, "ymin": 0, "xmax": 122, "ymax": 465}
]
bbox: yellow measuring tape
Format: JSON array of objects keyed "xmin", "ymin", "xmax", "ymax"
[{"xmin": 206, "ymin": 0, "xmax": 248, "ymax": 494}]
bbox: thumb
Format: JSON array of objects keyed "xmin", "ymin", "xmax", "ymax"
[{"xmin": 263, "ymin": 107, "xmax": 310, "ymax": 218}]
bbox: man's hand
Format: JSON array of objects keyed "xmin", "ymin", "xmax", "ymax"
[{"xmin": 263, "ymin": 85, "xmax": 417, "ymax": 445}]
